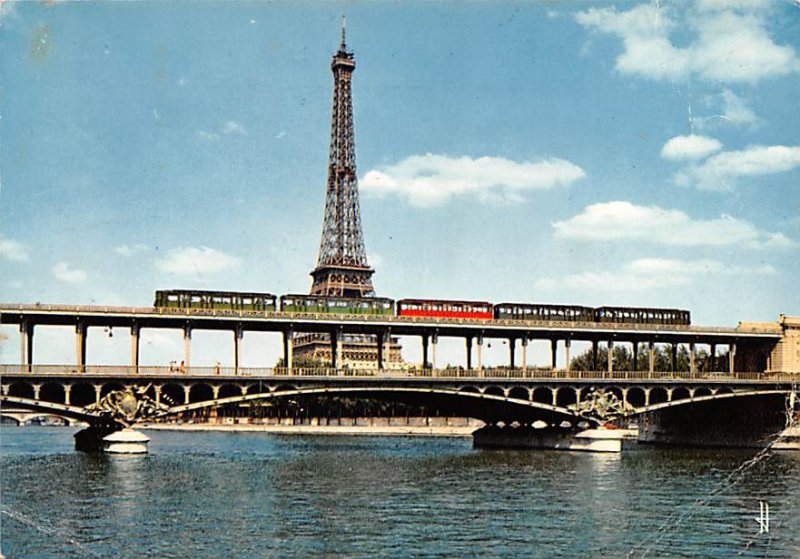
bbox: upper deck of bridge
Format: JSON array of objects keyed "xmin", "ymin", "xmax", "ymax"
[{"xmin": 0, "ymin": 302, "xmax": 782, "ymax": 342}]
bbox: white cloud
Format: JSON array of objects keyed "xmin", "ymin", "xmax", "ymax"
[
  {"xmin": 197, "ymin": 120, "xmax": 248, "ymax": 142},
  {"xmin": 536, "ymin": 257, "xmax": 775, "ymax": 292},
  {"xmin": 222, "ymin": 120, "xmax": 247, "ymax": 135},
  {"xmin": 196, "ymin": 130, "xmax": 219, "ymax": 142},
  {"xmin": 361, "ymin": 154, "xmax": 586, "ymax": 207},
  {"xmin": 114, "ymin": 243, "xmax": 148, "ymax": 257},
  {"xmin": 52, "ymin": 262, "xmax": 87, "ymax": 284},
  {"xmin": 0, "ymin": 237, "xmax": 29, "ymax": 262},
  {"xmin": 674, "ymin": 145, "xmax": 800, "ymax": 190},
  {"xmin": 575, "ymin": 2, "xmax": 799, "ymax": 84},
  {"xmin": 695, "ymin": 89, "xmax": 762, "ymax": 130},
  {"xmin": 661, "ymin": 134, "xmax": 722, "ymax": 160},
  {"xmin": 553, "ymin": 201, "xmax": 794, "ymax": 248},
  {"xmin": 154, "ymin": 246, "xmax": 242, "ymax": 275}
]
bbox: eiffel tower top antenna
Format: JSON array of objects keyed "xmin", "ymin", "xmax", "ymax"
[{"xmin": 309, "ymin": 18, "xmax": 375, "ymax": 297}]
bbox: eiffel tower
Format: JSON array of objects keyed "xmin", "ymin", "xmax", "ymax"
[{"xmin": 310, "ymin": 17, "xmax": 375, "ymax": 298}]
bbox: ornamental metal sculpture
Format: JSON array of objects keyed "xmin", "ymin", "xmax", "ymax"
[
  {"xmin": 310, "ymin": 17, "xmax": 375, "ymax": 298},
  {"xmin": 88, "ymin": 385, "xmax": 167, "ymax": 427},
  {"xmin": 571, "ymin": 389, "xmax": 633, "ymax": 422}
]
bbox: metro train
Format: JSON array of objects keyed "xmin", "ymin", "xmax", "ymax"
[{"xmin": 154, "ymin": 289, "xmax": 691, "ymax": 326}]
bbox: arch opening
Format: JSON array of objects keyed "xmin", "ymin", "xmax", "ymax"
[
  {"xmin": 8, "ymin": 382, "xmax": 34, "ymax": 399},
  {"xmin": 626, "ymin": 387, "xmax": 647, "ymax": 408},
  {"xmin": 39, "ymin": 383, "xmax": 66, "ymax": 404},
  {"xmin": 70, "ymin": 382, "xmax": 96, "ymax": 407}
]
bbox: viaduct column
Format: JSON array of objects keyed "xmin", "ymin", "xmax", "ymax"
[
  {"xmin": 75, "ymin": 321, "xmax": 87, "ymax": 373},
  {"xmin": 710, "ymin": 343, "xmax": 717, "ymax": 372},
  {"xmin": 421, "ymin": 335, "xmax": 429, "ymax": 369},
  {"xmin": 233, "ymin": 325, "xmax": 243, "ymax": 374},
  {"xmin": 377, "ymin": 331, "xmax": 385, "ymax": 370},
  {"xmin": 648, "ymin": 340, "xmax": 655, "ymax": 377},
  {"xmin": 550, "ymin": 339, "xmax": 558, "ymax": 370},
  {"xmin": 632, "ymin": 342, "xmax": 638, "ymax": 372},
  {"xmin": 465, "ymin": 337, "xmax": 473, "ymax": 371},
  {"xmin": 521, "ymin": 337, "xmax": 529, "ymax": 373},
  {"xmin": 183, "ymin": 323, "xmax": 192, "ymax": 371},
  {"xmin": 564, "ymin": 338, "xmax": 572, "ymax": 373},
  {"xmin": 689, "ymin": 343, "xmax": 696, "ymax": 375},
  {"xmin": 729, "ymin": 342, "xmax": 737, "ymax": 375},
  {"xmin": 671, "ymin": 343, "xmax": 678, "ymax": 373},
  {"xmin": 331, "ymin": 328, "xmax": 342, "ymax": 371},
  {"xmin": 508, "ymin": 338, "xmax": 516, "ymax": 370},
  {"xmin": 131, "ymin": 323, "xmax": 140, "ymax": 374},
  {"xmin": 431, "ymin": 333, "xmax": 438, "ymax": 370},
  {"xmin": 283, "ymin": 328, "xmax": 294, "ymax": 370},
  {"xmin": 591, "ymin": 341, "xmax": 598, "ymax": 371},
  {"xmin": 19, "ymin": 321, "xmax": 33, "ymax": 370},
  {"xmin": 607, "ymin": 340, "xmax": 614, "ymax": 373},
  {"xmin": 476, "ymin": 335, "xmax": 483, "ymax": 371}
]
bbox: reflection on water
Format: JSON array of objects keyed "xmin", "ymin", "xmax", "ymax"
[{"xmin": 1, "ymin": 427, "xmax": 798, "ymax": 558}]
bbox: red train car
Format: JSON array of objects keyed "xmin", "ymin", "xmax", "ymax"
[{"xmin": 396, "ymin": 299, "xmax": 493, "ymax": 320}]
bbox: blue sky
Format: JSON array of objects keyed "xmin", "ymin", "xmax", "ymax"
[{"xmin": 1, "ymin": 0, "xmax": 798, "ymax": 366}]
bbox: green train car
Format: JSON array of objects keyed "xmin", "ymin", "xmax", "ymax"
[
  {"xmin": 154, "ymin": 290, "xmax": 277, "ymax": 311},
  {"xmin": 279, "ymin": 294, "xmax": 394, "ymax": 315}
]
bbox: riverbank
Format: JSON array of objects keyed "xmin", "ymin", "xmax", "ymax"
[{"xmin": 139, "ymin": 417, "xmax": 483, "ymax": 437}]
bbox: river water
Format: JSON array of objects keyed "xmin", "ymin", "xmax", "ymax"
[{"xmin": 1, "ymin": 427, "xmax": 799, "ymax": 558}]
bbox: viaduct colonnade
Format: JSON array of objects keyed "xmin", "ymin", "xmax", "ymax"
[{"xmin": 10, "ymin": 308, "xmax": 778, "ymax": 376}]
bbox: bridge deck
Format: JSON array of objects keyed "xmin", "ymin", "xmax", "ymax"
[
  {"xmin": 0, "ymin": 303, "xmax": 781, "ymax": 341},
  {"xmin": 2, "ymin": 365, "xmax": 798, "ymax": 384}
]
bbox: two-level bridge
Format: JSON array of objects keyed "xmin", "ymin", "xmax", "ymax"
[
  {"xmin": 0, "ymin": 303, "xmax": 788, "ymax": 373},
  {"xmin": 1, "ymin": 304, "xmax": 798, "ymax": 449}
]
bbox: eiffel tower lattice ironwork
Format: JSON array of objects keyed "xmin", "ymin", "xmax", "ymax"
[{"xmin": 310, "ymin": 17, "xmax": 375, "ymax": 298}]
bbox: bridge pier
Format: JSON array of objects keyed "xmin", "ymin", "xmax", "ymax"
[
  {"xmin": 729, "ymin": 343, "xmax": 736, "ymax": 375},
  {"xmin": 565, "ymin": 338, "xmax": 571, "ymax": 372},
  {"xmin": 465, "ymin": 337, "xmax": 473, "ymax": 371},
  {"xmin": 508, "ymin": 338, "xmax": 516, "ymax": 369},
  {"xmin": 639, "ymin": 392, "xmax": 788, "ymax": 448},
  {"xmin": 476, "ymin": 335, "xmax": 483, "ymax": 371},
  {"xmin": 648, "ymin": 341, "xmax": 655, "ymax": 377},
  {"xmin": 710, "ymin": 343, "xmax": 717, "ymax": 371},
  {"xmin": 473, "ymin": 425, "xmax": 632, "ymax": 453},
  {"xmin": 421, "ymin": 335, "xmax": 429, "ymax": 369},
  {"xmin": 64, "ymin": 384, "xmax": 72, "ymax": 405},
  {"xmin": 430, "ymin": 333, "xmax": 438, "ymax": 370},
  {"xmin": 689, "ymin": 343, "xmax": 696, "ymax": 374},
  {"xmin": 592, "ymin": 341, "xmax": 598, "ymax": 371},
  {"xmin": 550, "ymin": 339, "xmax": 557, "ymax": 370},
  {"xmin": 632, "ymin": 341, "xmax": 638, "ymax": 372}
]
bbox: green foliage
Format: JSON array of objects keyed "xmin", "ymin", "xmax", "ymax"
[{"xmin": 569, "ymin": 344, "xmax": 727, "ymax": 372}]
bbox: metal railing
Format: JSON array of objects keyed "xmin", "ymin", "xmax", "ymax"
[
  {"xmin": 1, "ymin": 364, "xmax": 797, "ymax": 382},
  {"xmin": 0, "ymin": 302, "xmax": 778, "ymax": 335}
]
